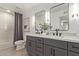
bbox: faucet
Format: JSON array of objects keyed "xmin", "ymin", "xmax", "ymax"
[
  {"xmin": 55, "ymin": 29, "xmax": 59, "ymax": 36},
  {"xmin": 53, "ymin": 29, "xmax": 61, "ymax": 36}
]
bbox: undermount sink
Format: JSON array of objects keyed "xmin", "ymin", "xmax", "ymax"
[
  {"xmin": 52, "ymin": 36, "xmax": 63, "ymax": 39},
  {"xmin": 63, "ymin": 36, "xmax": 77, "ymax": 39}
]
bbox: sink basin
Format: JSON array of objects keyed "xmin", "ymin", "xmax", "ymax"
[{"xmin": 52, "ymin": 36, "xmax": 63, "ymax": 39}]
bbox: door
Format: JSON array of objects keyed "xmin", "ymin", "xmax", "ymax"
[
  {"xmin": 44, "ymin": 45, "xmax": 55, "ymax": 56},
  {"xmin": 35, "ymin": 42, "xmax": 44, "ymax": 56},
  {"xmin": 54, "ymin": 47, "xmax": 67, "ymax": 56}
]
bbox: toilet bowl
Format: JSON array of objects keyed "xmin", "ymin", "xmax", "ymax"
[{"xmin": 15, "ymin": 40, "xmax": 25, "ymax": 50}]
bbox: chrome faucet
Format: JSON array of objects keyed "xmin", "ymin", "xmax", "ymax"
[
  {"xmin": 53, "ymin": 29, "xmax": 61, "ymax": 36},
  {"xmin": 55, "ymin": 29, "xmax": 59, "ymax": 36}
]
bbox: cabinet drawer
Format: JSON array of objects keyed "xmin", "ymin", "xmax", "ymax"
[
  {"xmin": 36, "ymin": 37, "xmax": 44, "ymax": 43},
  {"xmin": 68, "ymin": 42, "xmax": 79, "ymax": 53},
  {"xmin": 36, "ymin": 43, "xmax": 43, "ymax": 48},
  {"xmin": 27, "ymin": 41, "xmax": 35, "ymax": 47},
  {"xmin": 68, "ymin": 51, "xmax": 79, "ymax": 56},
  {"xmin": 44, "ymin": 39, "xmax": 67, "ymax": 49},
  {"xmin": 27, "ymin": 36, "xmax": 36, "ymax": 42}
]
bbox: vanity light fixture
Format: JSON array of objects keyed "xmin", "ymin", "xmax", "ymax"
[
  {"xmin": 72, "ymin": 3, "xmax": 78, "ymax": 19},
  {"xmin": 32, "ymin": 15, "xmax": 35, "ymax": 26},
  {"xmin": 72, "ymin": 14, "xmax": 78, "ymax": 18},
  {"xmin": 45, "ymin": 11, "xmax": 50, "ymax": 25},
  {"xmin": 6, "ymin": 10, "xmax": 11, "ymax": 13}
]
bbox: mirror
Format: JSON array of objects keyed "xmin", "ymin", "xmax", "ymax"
[
  {"xmin": 35, "ymin": 10, "xmax": 46, "ymax": 32},
  {"xmin": 50, "ymin": 3, "xmax": 69, "ymax": 31}
]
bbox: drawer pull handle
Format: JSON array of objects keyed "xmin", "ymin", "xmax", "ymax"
[
  {"xmin": 51, "ymin": 48, "xmax": 55, "ymax": 56},
  {"xmin": 72, "ymin": 46, "xmax": 79, "ymax": 49},
  {"xmin": 51, "ymin": 48, "xmax": 53, "ymax": 55},
  {"xmin": 53, "ymin": 49, "xmax": 55, "ymax": 56}
]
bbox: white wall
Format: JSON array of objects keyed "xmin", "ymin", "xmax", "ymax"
[
  {"xmin": 23, "ymin": 3, "xmax": 79, "ymax": 41},
  {"xmin": 69, "ymin": 3, "xmax": 79, "ymax": 33},
  {"xmin": 23, "ymin": 3, "xmax": 61, "ymax": 32},
  {"xmin": 23, "ymin": 3, "xmax": 61, "ymax": 41}
]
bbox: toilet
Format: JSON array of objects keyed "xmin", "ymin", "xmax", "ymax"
[{"xmin": 15, "ymin": 40, "xmax": 25, "ymax": 50}]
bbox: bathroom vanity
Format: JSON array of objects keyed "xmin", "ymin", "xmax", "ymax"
[
  {"xmin": 25, "ymin": 3, "xmax": 79, "ymax": 56},
  {"xmin": 26, "ymin": 34, "xmax": 79, "ymax": 56}
]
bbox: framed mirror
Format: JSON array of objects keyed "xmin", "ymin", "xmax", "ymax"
[
  {"xmin": 50, "ymin": 3, "xmax": 69, "ymax": 31},
  {"xmin": 35, "ymin": 10, "xmax": 45, "ymax": 31}
]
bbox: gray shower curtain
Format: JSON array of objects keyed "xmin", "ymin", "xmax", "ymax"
[{"xmin": 14, "ymin": 12, "xmax": 23, "ymax": 43}]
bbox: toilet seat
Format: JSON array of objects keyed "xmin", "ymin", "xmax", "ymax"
[
  {"xmin": 15, "ymin": 40, "xmax": 25, "ymax": 45},
  {"xmin": 15, "ymin": 40, "xmax": 25, "ymax": 50}
]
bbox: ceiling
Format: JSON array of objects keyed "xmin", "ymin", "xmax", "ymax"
[
  {"xmin": 0, "ymin": 3, "xmax": 40, "ymax": 12},
  {"xmin": 0, "ymin": 3, "xmax": 62, "ymax": 13}
]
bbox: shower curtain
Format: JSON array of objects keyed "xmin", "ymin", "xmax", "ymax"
[{"xmin": 14, "ymin": 12, "xmax": 23, "ymax": 43}]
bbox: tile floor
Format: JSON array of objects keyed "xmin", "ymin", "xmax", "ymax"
[{"xmin": 0, "ymin": 47, "xmax": 28, "ymax": 56}]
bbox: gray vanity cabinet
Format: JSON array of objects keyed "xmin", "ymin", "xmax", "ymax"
[{"xmin": 26, "ymin": 36, "xmax": 79, "ymax": 56}]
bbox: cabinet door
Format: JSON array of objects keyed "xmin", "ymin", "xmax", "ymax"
[
  {"xmin": 36, "ymin": 43, "xmax": 44, "ymax": 55},
  {"xmin": 55, "ymin": 48, "xmax": 67, "ymax": 56},
  {"xmin": 68, "ymin": 51, "xmax": 79, "ymax": 56},
  {"xmin": 44, "ymin": 45, "xmax": 55, "ymax": 56},
  {"xmin": 35, "ymin": 38, "xmax": 44, "ymax": 56}
]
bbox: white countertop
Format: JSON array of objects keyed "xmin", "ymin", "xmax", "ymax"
[{"xmin": 26, "ymin": 33, "xmax": 79, "ymax": 43}]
